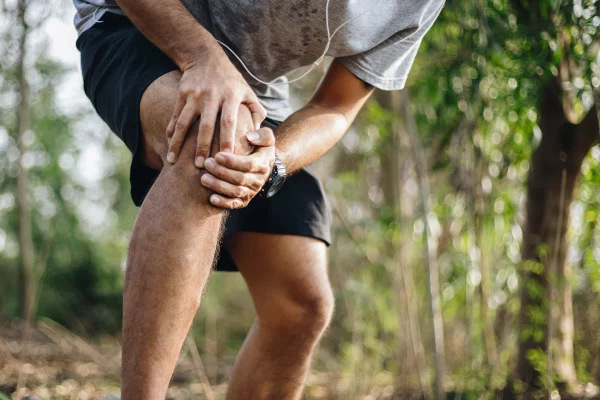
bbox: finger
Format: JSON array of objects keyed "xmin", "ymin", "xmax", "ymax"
[
  {"xmin": 195, "ymin": 104, "xmax": 218, "ymax": 168},
  {"xmin": 209, "ymin": 194, "xmax": 244, "ymax": 209},
  {"xmin": 243, "ymin": 90, "xmax": 267, "ymax": 130},
  {"xmin": 214, "ymin": 151, "xmax": 272, "ymax": 174},
  {"xmin": 200, "ymin": 173, "xmax": 250, "ymax": 199},
  {"xmin": 219, "ymin": 99, "xmax": 239, "ymax": 154},
  {"xmin": 204, "ymin": 157, "xmax": 262, "ymax": 188},
  {"xmin": 167, "ymin": 103, "xmax": 196, "ymax": 163},
  {"xmin": 166, "ymin": 94, "xmax": 186, "ymax": 139},
  {"xmin": 246, "ymin": 127, "xmax": 275, "ymax": 147}
]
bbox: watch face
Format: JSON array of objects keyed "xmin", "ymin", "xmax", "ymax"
[{"xmin": 267, "ymin": 176, "xmax": 286, "ymax": 198}]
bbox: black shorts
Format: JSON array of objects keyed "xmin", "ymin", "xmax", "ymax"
[{"xmin": 76, "ymin": 13, "xmax": 331, "ymax": 271}]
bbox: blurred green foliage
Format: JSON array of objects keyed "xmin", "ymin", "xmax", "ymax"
[
  {"xmin": 0, "ymin": 4, "xmax": 136, "ymax": 334},
  {"xmin": 0, "ymin": 0, "xmax": 599, "ymax": 398}
]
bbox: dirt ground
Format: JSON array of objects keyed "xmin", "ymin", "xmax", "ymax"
[
  {"xmin": 4, "ymin": 320, "xmax": 600, "ymax": 400},
  {"xmin": 0, "ymin": 319, "xmax": 374, "ymax": 400},
  {"xmin": 0, "ymin": 319, "xmax": 256, "ymax": 400}
]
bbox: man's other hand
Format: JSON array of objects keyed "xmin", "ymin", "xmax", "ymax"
[{"xmin": 200, "ymin": 127, "xmax": 275, "ymax": 209}]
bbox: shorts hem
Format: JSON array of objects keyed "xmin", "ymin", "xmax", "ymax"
[{"xmin": 223, "ymin": 229, "xmax": 331, "ymax": 247}]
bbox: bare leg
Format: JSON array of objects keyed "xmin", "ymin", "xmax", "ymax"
[
  {"xmin": 121, "ymin": 71, "xmax": 254, "ymax": 399},
  {"xmin": 225, "ymin": 233, "xmax": 334, "ymax": 400}
]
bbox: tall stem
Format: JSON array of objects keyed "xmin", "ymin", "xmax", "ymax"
[
  {"xmin": 15, "ymin": 0, "xmax": 35, "ymax": 329},
  {"xmin": 400, "ymin": 89, "xmax": 446, "ymax": 399}
]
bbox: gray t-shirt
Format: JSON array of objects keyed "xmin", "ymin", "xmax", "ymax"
[{"xmin": 73, "ymin": 0, "xmax": 444, "ymax": 121}]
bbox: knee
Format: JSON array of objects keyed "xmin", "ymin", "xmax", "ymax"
[
  {"xmin": 151, "ymin": 107, "xmax": 256, "ymax": 208},
  {"xmin": 266, "ymin": 285, "xmax": 334, "ymax": 340},
  {"xmin": 302, "ymin": 290, "xmax": 335, "ymax": 337},
  {"xmin": 158, "ymin": 136, "xmax": 214, "ymax": 207}
]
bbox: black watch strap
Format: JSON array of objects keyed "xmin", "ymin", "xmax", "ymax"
[{"xmin": 260, "ymin": 156, "xmax": 287, "ymax": 198}]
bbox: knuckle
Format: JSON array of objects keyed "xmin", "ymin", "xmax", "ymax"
[
  {"xmin": 175, "ymin": 119, "xmax": 189, "ymax": 129},
  {"xmin": 199, "ymin": 121, "xmax": 215, "ymax": 135},
  {"xmin": 235, "ymin": 174, "xmax": 247, "ymax": 186},
  {"xmin": 233, "ymin": 186, "xmax": 244, "ymax": 198},
  {"xmin": 178, "ymin": 87, "xmax": 190, "ymax": 98},
  {"xmin": 189, "ymin": 89, "xmax": 202, "ymax": 101},
  {"xmin": 222, "ymin": 114, "xmax": 236, "ymax": 127},
  {"xmin": 248, "ymin": 178, "xmax": 260, "ymax": 190},
  {"xmin": 259, "ymin": 163, "xmax": 270, "ymax": 174},
  {"xmin": 223, "ymin": 88, "xmax": 237, "ymax": 98},
  {"xmin": 196, "ymin": 143, "xmax": 210, "ymax": 153},
  {"xmin": 254, "ymin": 178, "xmax": 265, "ymax": 190},
  {"xmin": 169, "ymin": 142, "xmax": 182, "ymax": 152},
  {"xmin": 203, "ymin": 88, "xmax": 216, "ymax": 99},
  {"xmin": 248, "ymin": 180, "xmax": 260, "ymax": 191},
  {"xmin": 221, "ymin": 139, "xmax": 235, "ymax": 148},
  {"xmin": 169, "ymin": 135, "xmax": 183, "ymax": 148}
]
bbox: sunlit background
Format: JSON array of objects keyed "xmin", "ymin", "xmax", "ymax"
[{"xmin": 1, "ymin": 0, "xmax": 600, "ymax": 399}]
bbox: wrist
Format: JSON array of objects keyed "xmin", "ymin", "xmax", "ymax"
[
  {"xmin": 260, "ymin": 155, "xmax": 287, "ymax": 198},
  {"xmin": 274, "ymin": 146, "xmax": 290, "ymax": 172},
  {"xmin": 175, "ymin": 36, "xmax": 225, "ymax": 71}
]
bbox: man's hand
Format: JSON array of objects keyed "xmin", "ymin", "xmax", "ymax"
[
  {"xmin": 200, "ymin": 128, "xmax": 275, "ymax": 209},
  {"xmin": 116, "ymin": 0, "xmax": 267, "ymax": 167},
  {"xmin": 165, "ymin": 58, "xmax": 267, "ymax": 168}
]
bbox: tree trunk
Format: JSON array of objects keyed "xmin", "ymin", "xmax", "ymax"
[
  {"xmin": 516, "ymin": 82, "xmax": 598, "ymax": 391},
  {"xmin": 474, "ymin": 163, "xmax": 497, "ymax": 367},
  {"xmin": 15, "ymin": 0, "xmax": 36, "ymax": 327},
  {"xmin": 400, "ymin": 89, "xmax": 446, "ymax": 399},
  {"xmin": 377, "ymin": 90, "xmax": 429, "ymax": 397}
]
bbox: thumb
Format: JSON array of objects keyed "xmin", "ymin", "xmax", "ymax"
[
  {"xmin": 243, "ymin": 90, "xmax": 267, "ymax": 130},
  {"xmin": 246, "ymin": 127, "xmax": 275, "ymax": 147}
]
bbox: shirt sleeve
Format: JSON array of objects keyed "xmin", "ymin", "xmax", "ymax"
[{"xmin": 339, "ymin": 0, "xmax": 444, "ymax": 91}]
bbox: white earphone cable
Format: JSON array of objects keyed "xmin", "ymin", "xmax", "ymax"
[
  {"xmin": 92, "ymin": 6, "xmax": 103, "ymax": 23},
  {"xmin": 216, "ymin": 0, "xmax": 375, "ymax": 86},
  {"xmin": 91, "ymin": 0, "xmax": 376, "ymax": 86}
]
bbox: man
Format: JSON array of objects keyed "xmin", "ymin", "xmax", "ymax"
[{"xmin": 73, "ymin": 0, "xmax": 443, "ymax": 398}]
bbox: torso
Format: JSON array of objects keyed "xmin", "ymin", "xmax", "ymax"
[{"xmin": 185, "ymin": 0, "xmax": 426, "ymax": 83}]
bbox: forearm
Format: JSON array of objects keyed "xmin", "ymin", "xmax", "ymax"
[
  {"xmin": 274, "ymin": 103, "xmax": 350, "ymax": 174},
  {"xmin": 116, "ymin": 0, "xmax": 224, "ymax": 70}
]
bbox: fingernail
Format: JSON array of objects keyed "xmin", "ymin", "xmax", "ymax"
[
  {"xmin": 201, "ymin": 174, "xmax": 214, "ymax": 185},
  {"xmin": 195, "ymin": 156, "xmax": 205, "ymax": 168},
  {"xmin": 205, "ymin": 158, "xmax": 216, "ymax": 169},
  {"xmin": 246, "ymin": 131, "xmax": 260, "ymax": 141},
  {"xmin": 210, "ymin": 195, "xmax": 220, "ymax": 204},
  {"xmin": 167, "ymin": 152, "xmax": 176, "ymax": 163},
  {"xmin": 215, "ymin": 153, "xmax": 227, "ymax": 163},
  {"xmin": 255, "ymin": 123, "xmax": 261, "ymax": 130}
]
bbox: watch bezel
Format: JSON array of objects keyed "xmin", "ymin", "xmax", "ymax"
[{"xmin": 261, "ymin": 156, "xmax": 287, "ymax": 198}]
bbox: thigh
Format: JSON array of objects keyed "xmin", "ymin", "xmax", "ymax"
[
  {"xmin": 139, "ymin": 70, "xmax": 182, "ymax": 169},
  {"xmin": 139, "ymin": 70, "xmax": 255, "ymax": 169},
  {"xmin": 79, "ymin": 13, "xmax": 254, "ymax": 205},
  {"xmin": 224, "ymin": 232, "xmax": 330, "ymax": 317}
]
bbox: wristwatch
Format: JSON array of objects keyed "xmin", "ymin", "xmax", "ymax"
[{"xmin": 260, "ymin": 156, "xmax": 287, "ymax": 198}]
